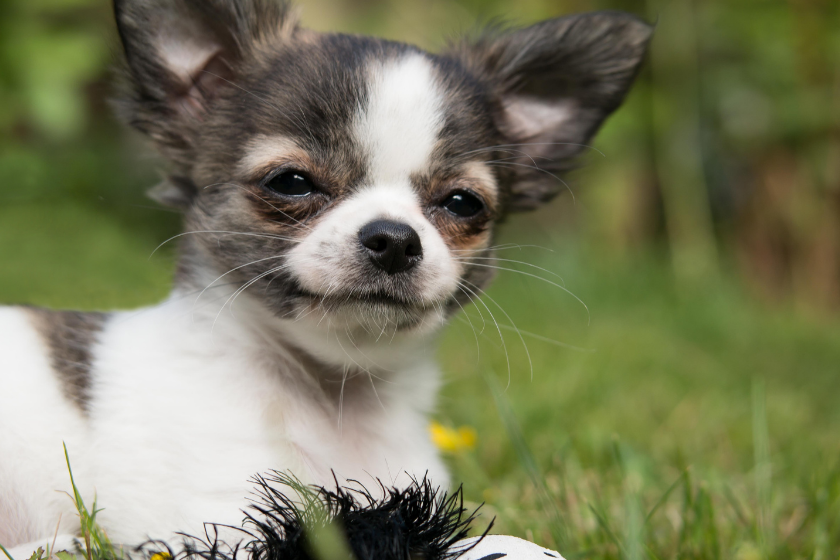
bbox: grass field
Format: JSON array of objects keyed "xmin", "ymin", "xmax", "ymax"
[{"xmin": 2, "ymin": 199, "xmax": 839, "ymax": 559}]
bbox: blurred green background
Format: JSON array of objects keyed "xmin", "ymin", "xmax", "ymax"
[{"xmin": 1, "ymin": 0, "xmax": 839, "ymax": 557}]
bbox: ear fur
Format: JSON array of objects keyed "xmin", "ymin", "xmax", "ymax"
[
  {"xmin": 112, "ymin": 0, "xmax": 297, "ymax": 207},
  {"xmin": 449, "ymin": 12, "xmax": 653, "ymax": 211},
  {"xmin": 147, "ymin": 175, "xmax": 198, "ymax": 210}
]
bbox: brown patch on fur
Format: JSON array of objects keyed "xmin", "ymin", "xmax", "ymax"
[
  {"xmin": 414, "ymin": 161, "xmax": 498, "ymax": 252},
  {"xmin": 237, "ymin": 138, "xmax": 332, "ymax": 226},
  {"xmin": 236, "ymin": 134, "xmax": 367, "ymax": 230},
  {"xmin": 26, "ymin": 308, "xmax": 107, "ymax": 413},
  {"xmin": 244, "ymin": 184, "xmax": 332, "ymax": 231}
]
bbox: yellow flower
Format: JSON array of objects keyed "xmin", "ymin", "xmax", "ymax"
[
  {"xmin": 150, "ymin": 552, "xmax": 172, "ymax": 560},
  {"xmin": 429, "ymin": 421, "xmax": 477, "ymax": 453}
]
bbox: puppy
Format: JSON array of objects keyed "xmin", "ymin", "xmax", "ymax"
[{"xmin": 0, "ymin": 0, "xmax": 651, "ymax": 554}]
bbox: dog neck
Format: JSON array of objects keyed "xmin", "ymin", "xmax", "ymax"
[{"xmin": 168, "ymin": 254, "xmax": 442, "ymax": 392}]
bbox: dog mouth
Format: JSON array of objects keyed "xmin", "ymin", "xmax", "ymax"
[
  {"xmin": 289, "ymin": 285, "xmax": 425, "ymax": 309},
  {"xmin": 282, "ymin": 280, "xmax": 454, "ymax": 331}
]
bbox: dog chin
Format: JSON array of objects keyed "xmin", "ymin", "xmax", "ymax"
[{"xmin": 288, "ymin": 288, "xmax": 449, "ymax": 333}]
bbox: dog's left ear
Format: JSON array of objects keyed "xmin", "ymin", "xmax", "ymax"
[
  {"xmin": 113, "ymin": 0, "xmax": 298, "ymax": 207},
  {"xmin": 450, "ymin": 12, "xmax": 653, "ymax": 211}
]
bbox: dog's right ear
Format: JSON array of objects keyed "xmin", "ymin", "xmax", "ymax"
[
  {"xmin": 448, "ymin": 12, "xmax": 652, "ymax": 212},
  {"xmin": 113, "ymin": 0, "xmax": 297, "ymax": 203}
]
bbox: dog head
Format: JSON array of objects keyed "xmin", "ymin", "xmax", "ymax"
[{"xmin": 114, "ymin": 0, "xmax": 651, "ymax": 340}]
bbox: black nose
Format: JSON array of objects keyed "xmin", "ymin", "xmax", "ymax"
[{"xmin": 358, "ymin": 220, "xmax": 423, "ymax": 275}]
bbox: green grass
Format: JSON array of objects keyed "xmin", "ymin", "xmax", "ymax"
[
  {"xmin": 61, "ymin": 444, "xmax": 123, "ymax": 560},
  {"xmin": 0, "ymin": 445, "xmax": 122, "ymax": 560},
  {"xmin": 2, "ymin": 203, "xmax": 839, "ymax": 559},
  {"xmin": 436, "ymin": 230, "xmax": 840, "ymax": 558}
]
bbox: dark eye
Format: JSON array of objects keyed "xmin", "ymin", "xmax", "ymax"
[
  {"xmin": 441, "ymin": 191, "xmax": 484, "ymax": 218},
  {"xmin": 265, "ymin": 171, "xmax": 314, "ymax": 197}
]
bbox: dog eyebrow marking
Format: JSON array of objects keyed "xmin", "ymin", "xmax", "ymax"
[
  {"xmin": 27, "ymin": 308, "xmax": 107, "ymax": 413},
  {"xmin": 356, "ymin": 53, "xmax": 445, "ymax": 185},
  {"xmin": 238, "ymin": 135, "xmax": 307, "ymax": 177}
]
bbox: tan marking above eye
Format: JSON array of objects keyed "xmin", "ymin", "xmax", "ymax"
[
  {"xmin": 238, "ymin": 134, "xmax": 312, "ymax": 181},
  {"xmin": 238, "ymin": 134, "xmax": 362, "ymax": 195}
]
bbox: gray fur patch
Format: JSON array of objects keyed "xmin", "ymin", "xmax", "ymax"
[{"xmin": 27, "ymin": 308, "xmax": 107, "ymax": 413}]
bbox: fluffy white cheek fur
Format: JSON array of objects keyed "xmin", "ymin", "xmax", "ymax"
[{"xmin": 286, "ymin": 183, "xmax": 459, "ymax": 304}]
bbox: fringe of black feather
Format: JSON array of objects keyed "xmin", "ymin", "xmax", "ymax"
[{"xmin": 139, "ymin": 472, "xmax": 491, "ymax": 560}]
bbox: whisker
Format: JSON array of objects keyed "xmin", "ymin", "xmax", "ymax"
[
  {"xmin": 225, "ymin": 265, "xmax": 291, "ymax": 314},
  {"xmin": 291, "ymin": 301, "xmax": 321, "ymax": 322},
  {"xmin": 172, "ymin": 282, "xmax": 243, "ymax": 322},
  {"xmin": 472, "ymin": 148, "xmax": 548, "ymax": 169},
  {"xmin": 459, "ymin": 262, "xmax": 590, "ymax": 325},
  {"xmin": 150, "ymin": 230, "xmax": 298, "ymax": 258},
  {"xmin": 454, "ymin": 256, "xmax": 566, "ymax": 286},
  {"xmin": 192, "ymin": 255, "xmax": 288, "ymax": 317},
  {"xmin": 211, "ymin": 263, "xmax": 294, "ymax": 332},
  {"xmin": 338, "ymin": 361, "xmax": 348, "ymax": 432},
  {"xmin": 457, "ymin": 141, "xmax": 606, "ymax": 159},
  {"xmin": 462, "ymin": 279, "xmax": 532, "ymax": 383},
  {"xmin": 487, "ymin": 161, "xmax": 576, "ymax": 204},
  {"xmin": 497, "ymin": 324, "xmax": 594, "ymax": 353},
  {"xmin": 452, "ymin": 288, "xmax": 481, "ymax": 363},
  {"xmin": 344, "ymin": 327, "xmax": 395, "ymax": 373},
  {"xmin": 202, "ymin": 182, "xmax": 313, "ymax": 232},
  {"xmin": 458, "ymin": 281, "xmax": 511, "ymax": 390},
  {"xmin": 459, "ymin": 285, "xmax": 487, "ymax": 335},
  {"xmin": 343, "ymin": 330, "xmax": 392, "ymax": 414},
  {"xmin": 450, "ymin": 243, "xmax": 554, "ymax": 254}
]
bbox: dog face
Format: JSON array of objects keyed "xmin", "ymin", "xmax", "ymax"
[{"xmin": 114, "ymin": 0, "xmax": 651, "ymax": 336}]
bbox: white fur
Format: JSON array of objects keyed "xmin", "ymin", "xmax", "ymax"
[
  {"xmin": 155, "ymin": 16, "xmax": 221, "ymax": 84},
  {"xmin": 503, "ymin": 96, "xmax": 575, "ymax": 139},
  {"xmin": 357, "ymin": 53, "xmax": 445, "ymax": 184},
  {"xmin": 0, "ymin": 295, "xmax": 447, "ymax": 552},
  {"xmin": 0, "ymin": 308, "xmax": 89, "ymax": 547}
]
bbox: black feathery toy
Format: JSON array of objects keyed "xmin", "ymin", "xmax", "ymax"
[
  {"xmin": 148, "ymin": 473, "xmax": 488, "ymax": 560},
  {"xmin": 144, "ymin": 474, "xmax": 567, "ymax": 560}
]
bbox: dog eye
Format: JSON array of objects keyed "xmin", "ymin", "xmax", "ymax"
[
  {"xmin": 265, "ymin": 171, "xmax": 314, "ymax": 197},
  {"xmin": 441, "ymin": 191, "xmax": 484, "ymax": 218}
]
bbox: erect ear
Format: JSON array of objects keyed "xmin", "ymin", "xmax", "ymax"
[
  {"xmin": 450, "ymin": 12, "xmax": 653, "ymax": 211},
  {"xmin": 113, "ymin": 0, "xmax": 297, "ymax": 204}
]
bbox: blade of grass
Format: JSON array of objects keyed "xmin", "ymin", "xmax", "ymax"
[
  {"xmin": 721, "ymin": 484, "xmax": 751, "ymax": 529},
  {"xmin": 482, "ymin": 370, "xmax": 567, "ymax": 547},
  {"xmin": 676, "ymin": 466, "xmax": 693, "ymax": 555},
  {"xmin": 261, "ymin": 472, "xmax": 355, "ymax": 560},
  {"xmin": 644, "ymin": 467, "xmax": 690, "ymax": 526},
  {"xmin": 62, "ymin": 443, "xmax": 121, "ymax": 560},
  {"xmin": 752, "ymin": 378, "xmax": 772, "ymax": 552},
  {"xmin": 0, "ymin": 544, "xmax": 15, "ymax": 560},
  {"xmin": 587, "ymin": 502, "xmax": 627, "ymax": 557}
]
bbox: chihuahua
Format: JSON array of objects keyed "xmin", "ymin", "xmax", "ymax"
[{"xmin": 0, "ymin": 0, "xmax": 651, "ymax": 554}]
